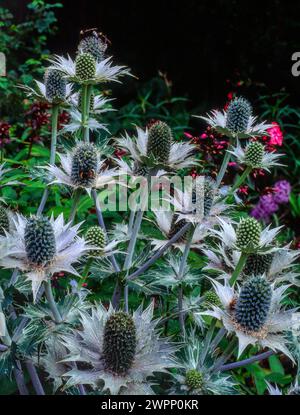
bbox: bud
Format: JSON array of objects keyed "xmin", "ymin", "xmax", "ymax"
[
  {"xmin": 24, "ymin": 216, "xmax": 56, "ymax": 265},
  {"xmin": 236, "ymin": 217, "xmax": 261, "ymax": 253},
  {"xmin": 147, "ymin": 121, "xmax": 172, "ymax": 163},
  {"xmin": 86, "ymin": 226, "xmax": 106, "ymax": 256},
  {"xmin": 235, "ymin": 276, "xmax": 272, "ymax": 331},
  {"xmin": 185, "ymin": 369, "xmax": 204, "ymax": 390},
  {"xmin": 71, "ymin": 143, "xmax": 98, "ymax": 187},
  {"xmin": 103, "ymin": 312, "xmax": 136, "ymax": 375},
  {"xmin": 226, "ymin": 97, "xmax": 252, "ymax": 134},
  {"xmin": 75, "ymin": 53, "xmax": 96, "ymax": 81},
  {"xmin": 44, "ymin": 69, "xmax": 66, "ymax": 103},
  {"xmin": 244, "ymin": 141, "xmax": 264, "ymax": 167}
]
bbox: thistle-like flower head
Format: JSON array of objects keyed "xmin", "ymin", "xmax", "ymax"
[
  {"xmin": 198, "ymin": 97, "xmax": 272, "ymax": 139},
  {"xmin": 201, "ymin": 278, "xmax": 298, "ymax": 359},
  {"xmin": 75, "ymin": 52, "xmax": 97, "ymax": 81},
  {"xmin": 86, "ymin": 226, "xmax": 106, "ymax": 257},
  {"xmin": 114, "ymin": 125, "xmax": 197, "ymax": 175},
  {"xmin": 44, "ymin": 143, "xmax": 117, "ymax": 196},
  {"xmin": 78, "ymin": 34, "xmax": 108, "ymax": 62},
  {"xmin": 236, "ymin": 217, "xmax": 262, "ymax": 253},
  {"xmin": 0, "ymin": 214, "xmax": 89, "ymax": 300},
  {"xmin": 44, "ymin": 69, "xmax": 67, "ymax": 104},
  {"xmin": 60, "ymin": 302, "xmax": 177, "ymax": 394}
]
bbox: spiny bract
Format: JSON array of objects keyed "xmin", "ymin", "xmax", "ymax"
[
  {"xmin": 44, "ymin": 69, "xmax": 66, "ymax": 103},
  {"xmin": 236, "ymin": 217, "xmax": 261, "ymax": 252},
  {"xmin": 78, "ymin": 34, "xmax": 107, "ymax": 62},
  {"xmin": 24, "ymin": 216, "xmax": 56, "ymax": 265},
  {"xmin": 243, "ymin": 253, "xmax": 273, "ymax": 277},
  {"xmin": 235, "ymin": 276, "xmax": 272, "ymax": 332},
  {"xmin": 71, "ymin": 143, "xmax": 98, "ymax": 187},
  {"xmin": 185, "ymin": 369, "xmax": 204, "ymax": 390},
  {"xmin": 244, "ymin": 141, "xmax": 265, "ymax": 167},
  {"xmin": 86, "ymin": 226, "xmax": 106, "ymax": 256},
  {"xmin": 146, "ymin": 121, "xmax": 172, "ymax": 163},
  {"xmin": 226, "ymin": 97, "xmax": 252, "ymax": 134},
  {"xmin": 102, "ymin": 312, "xmax": 137, "ymax": 375},
  {"xmin": 75, "ymin": 52, "xmax": 96, "ymax": 81}
]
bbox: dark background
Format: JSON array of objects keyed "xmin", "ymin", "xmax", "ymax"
[{"xmin": 5, "ymin": 0, "xmax": 300, "ymax": 108}]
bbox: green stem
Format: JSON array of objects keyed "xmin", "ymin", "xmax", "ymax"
[
  {"xmin": 230, "ymin": 165, "xmax": 252, "ymax": 195},
  {"xmin": 229, "ymin": 252, "xmax": 248, "ymax": 286},
  {"xmin": 80, "ymin": 257, "xmax": 94, "ymax": 287},
  {"xmin": 213, "ymin": 337, "xmax": 237, "ymax": 372},
  {"xmin": 216, "ymin": 137, "xmax": 233, "ymax": 187},
  {"xmin": 44, "ymin": 281, "xmax": 62, "ymax": 324},
  {"xmin": 81, "ymin": 84, "xmax": 93, "ymax": 142},
  {"xmin": 69, "ymin": 189, "xmax": 82, "ymax": 224}
]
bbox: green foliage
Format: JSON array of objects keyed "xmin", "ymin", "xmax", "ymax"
[{"xmin": 0, "ymin": 0, "xmax": 62, "ymax": 120}]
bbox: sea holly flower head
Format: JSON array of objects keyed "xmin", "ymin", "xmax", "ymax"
[
  {"xmin": 229, "ymin": 140, "xmax": 284, "ymax": 171},
  {"xmin": 44, "ymin": 142, "xmax": 118, "ymax": 196},
  {"xmin": 202, "ymin": 278, "xmax": 297, "ymax": 359},
  {"xmin": 60, "ymin": 302, "xmax": 177, "ymax": 394},
  {"xmin": 114, "ymin": 125, "xmax": 197, "ymax": 175},
  {"xmin": 0, "ymin": 214, "xmax": 89, "ymax": 300},
  {"xmin": 77, "ymin": 32, "xmax": 108, "ymax": 62},
  {"xmin": 198, "ymin": 96, "xmax": 272, "ymax": 139}
]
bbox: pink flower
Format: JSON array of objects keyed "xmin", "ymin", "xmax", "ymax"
[{"xmin": 267, "ymin": 122, "xmax": 283, "ymax": 147}]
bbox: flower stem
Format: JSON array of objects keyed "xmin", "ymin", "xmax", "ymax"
[
  {"xmin": 13, "ymin": 362, "xmax": 29, "ymax": 395},
  {"xmin": 229, "ymin": 252, "xmax": 248, "ymax": 286},
  {"xmin": 25, "ymin": 361, "xmax": 45, "ymax": 395},
  {"xmin": 219, "ymin": 350, "xmax": 274, "ymax": 372},
  {"xmin": 80, "ymin": 257, "xmax": 94, "ymax": 287},
  {"xmin": 212, "ymin": 337, "xmax": 237, "ymax": 372},
  {"xmin": 177, "ymin": 228, "xmax": 194, "ymax": 335},
  {"xmin": 69, "ymin": 188, "xmax": 82, "ymax": 224},
  {"xmin": 216, "ymin": 138, "xmax": 233, "ymax": 187},
  {"xmin": 230, "ymin": 165, "xmax": 252, "ymax": 195},
  {"xmin": 44, "ymin": 281, "xmax": 62, "ymax": 324},
  {"xmin": 50, "ymin": 104, "xmax": 59, "ymax": 166}
]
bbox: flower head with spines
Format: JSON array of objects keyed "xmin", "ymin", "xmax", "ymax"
[
  {"xmin": 243, "ymin": 253, "xmax": 274, "ymax": 278},
  {"xmin": 78, "ymin": 34, "xmax": 108, "ymax": 62},
  {"xmin": 226, "ymin": 97, "xmax": 252, "ymax": 134},
  {"xmin": 114, "ymin": 125, "xmax": 197, "ymax": 176},
  {"xmin": 198, "ymin": 96, "xmax": 272, "ymax": 139},
  {"xmin": 44, "ymin": 142, "xmax": 118, "ymax": 196},
  {"xmin": 0, "ymin": 213, "xmax": 89, "ymax": 300},
  {"xmin": 229, "ymin": 140, "xmax": 283, "ymax": 171},
  {"xmin": 60, "ymin": 302, "xmax": 177, "ymax": 394},
  {"xmin": 236, "ymin": 217, "xmax": 262, "ymax": 253},
  {"xmin": 75, "ymin": 52, "xmax": 96, "ymax": 82},
  {"xmin": 235, "ymin": 276, "xmax": 272, "ymax": 332},
  {"xmin": 44, "ymin": 69, "xmax": 67, "ymax": 104},
  {"xmin": 86, "ymin": 226, "xmax": 106, "ymax": 257},
  {"xmin": 201, "ymin": 278, "xmax": 297, "ymax": 359}
]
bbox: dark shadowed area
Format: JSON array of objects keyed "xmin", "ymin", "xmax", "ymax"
[{"xmin": 4, "ymin": 0, "xmax": 300, "ymax": 107}]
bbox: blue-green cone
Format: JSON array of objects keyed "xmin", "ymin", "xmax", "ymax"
[
  {"xmin": 235, "ymin": 276, "xmax": 272, "ymax": 331},
  {"xmin": 244, "ymin": 141, "xmax": 264, "ymax": 167},
  {"xmin": 243, "ymin": 253, "xmax": 273, "ymax": 277},
  {"xmin": 71, "ymin": 143, "xmax": 98, "ymax": 187},
  {"xmin": 75, "ymin": 53, "xmax": 96, "ymax": 81},
  {"xmin": 236, "ymin": 217, "xmax": 261, "ymax": 253},
  {"xmin": 146, "ymin": 121, "xmax": 172, "ymax": 163},
  {"xmin": 103, "ymin": 312, "xmax": 137, "ymax": 375},
  {"xmin": 44, "ymin": 69, "xmax": 66, "ymax": 103},
  {"xmin": 78, "ymin": 35, "xmax": 107, "ymax": 62},
  {"xmin": 226, "ymin": 97, "xmax": 252, "ymax": 134},
  {"xmin": 24, "ymin": 216, "xmax": 56, "ymax": 265}
]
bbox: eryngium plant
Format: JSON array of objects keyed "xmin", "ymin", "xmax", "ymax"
[{"xmin": 0, "ymin": 29, "xmax": 299, "ymax": 398}]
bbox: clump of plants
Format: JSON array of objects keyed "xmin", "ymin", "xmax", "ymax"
[{"xmin": 0, "ymin": 29, "xmax": 299, "ymax": 397}]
